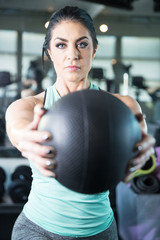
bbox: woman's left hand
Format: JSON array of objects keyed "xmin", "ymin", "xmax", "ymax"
[
  {"xmin": 124, "ymin": 129, "xmax": 156, "ymax": 182},
  {"xmin": 115, "ymin": 96, "xmax": 156, "ymax": 183}
]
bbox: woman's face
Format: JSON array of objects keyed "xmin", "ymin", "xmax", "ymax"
[{"xmin": 48, "ymin": 20, "xmax": 96, "ymax": 84}]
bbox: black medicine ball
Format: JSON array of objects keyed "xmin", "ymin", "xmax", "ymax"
[{"xmin": 38, "ymin": 90, "xmax": 141, "ymax": 194}]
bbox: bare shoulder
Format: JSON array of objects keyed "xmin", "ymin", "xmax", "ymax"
[{"xmin": 112, "ymin": 93, "xmax": 142, "ymax": 115}]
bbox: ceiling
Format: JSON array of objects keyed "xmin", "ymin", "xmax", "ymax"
[
  {"xmin": 0, "ymin": 0, "xmax": 104, "ymax": 18},
  {"xmin": 98, "ymin": 0, "xmax": 160, "ymax": 17},
  {"xmin": 0, "ymin": 0, "xmax": 159, "ymax": 36},
  {"xmin": 0, "ymin": 0, "xmax": 160, "ymax": 18}
]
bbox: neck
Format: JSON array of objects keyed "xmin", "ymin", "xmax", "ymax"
[{"xmin": 55, "ymin": 79, "xmax": 90, "ymax": 97}]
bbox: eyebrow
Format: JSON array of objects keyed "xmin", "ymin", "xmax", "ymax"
[{"xmin": 54, "ymin": 36, "xmax": 89, "ymax": 42}]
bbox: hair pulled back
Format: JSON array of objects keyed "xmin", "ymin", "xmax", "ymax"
[{"xmin": 42, "ymin": 6, "xmax": 98, "ymax": 62}]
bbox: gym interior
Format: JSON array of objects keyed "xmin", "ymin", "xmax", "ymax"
[{"xmin": 0, "ymin": 0, "xmax": 160, "ymax": 239}]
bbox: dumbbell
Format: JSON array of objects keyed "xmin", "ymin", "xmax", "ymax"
[
  {"xmin": 9, "ymin": 165, "xmax": 32, "ymax": 204},
  {"xmin": 0, "ymin": 166, "xmax": 6, "ymax": 201}
]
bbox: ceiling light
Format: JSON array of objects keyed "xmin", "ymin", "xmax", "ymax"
[
  {"xmin": 45, "ymin": 21, "xmax": 49, "ymax": 29},
  {"xmin": 100, "ymin": 24, "xmax": 108, "ymax": 33},
  {"xmin": 48, "ymin": 6, "xmax": 54, "ymax": 12}
]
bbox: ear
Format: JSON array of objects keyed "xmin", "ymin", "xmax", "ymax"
[{"xmin": 92, "ymin": 47, "xmax": 97, "ymax": 60}]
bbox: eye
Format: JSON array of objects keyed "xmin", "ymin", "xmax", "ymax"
[
  {"xmin": 56, "ymin": 43, "xmax": 66, "ymax": 49},
  {"xmin": 77, "ymin": 42, "xmax": 88, "ymax": 48}
]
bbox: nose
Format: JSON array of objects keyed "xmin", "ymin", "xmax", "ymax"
[{"xmin": 67, "ymin": 45, "xmax": 79, "ymax": 60}]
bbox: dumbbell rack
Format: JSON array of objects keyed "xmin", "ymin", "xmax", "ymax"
[
  {"xmin": 0, "ymin": 144, "xmax": 30, "ymax": 240},
  {"xmin": 0, "ymin": 157, "xmax": 29, "ymax": 207}
]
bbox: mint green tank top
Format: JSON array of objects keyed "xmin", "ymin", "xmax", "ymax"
[{"xmin": 23, "ymin": 82, "xmax": 114, "ymax": 237}]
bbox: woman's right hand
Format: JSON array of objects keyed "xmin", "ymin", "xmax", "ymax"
[{"xmin": 17, "ymin": 104, "xmax": 56, "ymax": 178}]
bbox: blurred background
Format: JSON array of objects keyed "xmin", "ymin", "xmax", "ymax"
[{"xmin": 0, "ymin": 0, "xmax": 160, "ymax": 239}]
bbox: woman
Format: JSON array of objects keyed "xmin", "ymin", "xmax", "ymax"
[{"xmin": 6, "ymin": 6, "xmax": 155, "ymax": 240}]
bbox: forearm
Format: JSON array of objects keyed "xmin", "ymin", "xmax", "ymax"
[
  {"xmin": 5, "ymin": 98, "xmax": 36, "ymax": 148},
  {"xmin": 6, "ymin": 116, "xmax": 33, "ymax": 148}
]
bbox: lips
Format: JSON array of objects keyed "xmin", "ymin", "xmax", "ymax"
[{"xmin": 66, "ymin": 66, "xmax": 80, "ymax": 71}]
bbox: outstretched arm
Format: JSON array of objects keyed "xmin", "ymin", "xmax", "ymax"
[{"xmin": 5, "ymin": 93, "xmax": 56, "ymax": 177}]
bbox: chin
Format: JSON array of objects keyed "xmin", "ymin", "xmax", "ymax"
[{"xmin": 65, "ymin": 74, "xmax": 83, "ymax": 83}]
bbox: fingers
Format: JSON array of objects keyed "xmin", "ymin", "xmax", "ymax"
[
  {"xmin": 18, "ymin": 140, "xmax": 55, "ymax": 157},
  {"xmin": 18, "ymin": 135, "xmax": 57, "ymax": 177},
  {"xmin": 131, "ymin": 132, "xmax": 155, "ymax": 167},
  {"xmin": 130, "ymin": 147, "xmax": 155, "ymax": 171},
  {"xmin": 23, "ymin": 151, "xmax": 56, "ymax": 178},
  {"xmin": 135, "ymin": 113, "xmax": 146, "ymax": 123},
  {"xmin": 34, "ymin": 104, "xmax": 47, "ymax": 118},
  {"xmin": 18, "ymin": 129, "xmax": 52, "ymax": 144},
  {"xmin": 124, "ymin": 132, "xmax": 156, "ymax": 182},
  {"xmin": 124, "ymin": 148, "xmax": 155, "ymax": 182},
  {"xmin": 28, "ymin": 104, "xmax": 47, "ymax": 130},
  {"xmin": 134, "ymin": 131, "xmax": 155, "ymax": 153},
  {"xmin": 20, "ymin": 142, "xmax": 57, "ymax": 177}
]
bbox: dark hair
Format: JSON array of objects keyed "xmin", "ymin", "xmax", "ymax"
[{"xmin": 42, "ymin": 6, "xmax": 98, "ymax": 63}]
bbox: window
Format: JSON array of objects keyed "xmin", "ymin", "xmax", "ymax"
[
  {"xmin": 22, "ymin": 32, "xmax": 45, "ymax": 79},
  {"xmin": 0, "ymin": 30, "xmax": 17, "ymax": 75},
  {"xmin": 93, "ymin": 36, "xmax": 116, "ymax": 79},
  {"xmin": 121, "ymin": 37, "xmax": 160, "ymax": 86}
]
